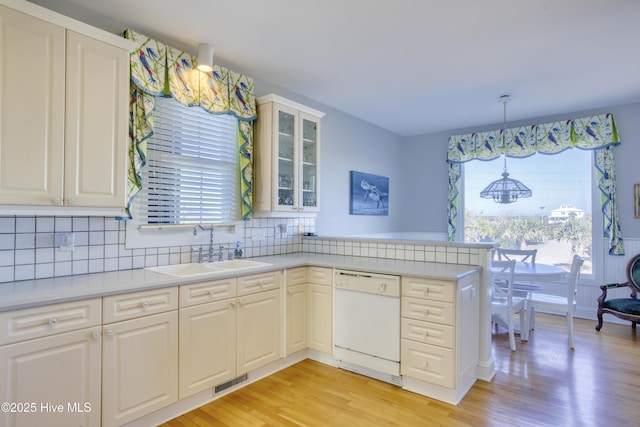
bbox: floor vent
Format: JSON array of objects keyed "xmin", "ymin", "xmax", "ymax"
[{"xmin": 214, "ymin": 373, "xmax": 248, "ymax": 394}]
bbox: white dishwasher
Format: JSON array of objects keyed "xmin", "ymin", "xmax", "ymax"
[{"xmin": 333, "ymin": 269, "xmax": 401, "ymax": 385}]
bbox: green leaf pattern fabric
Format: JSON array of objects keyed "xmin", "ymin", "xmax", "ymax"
[
  {"xmin": 446, "ymin": 113, "xmax": 624, "ymax": 255},
  {"xmin": 122, "ymin": 30, "xmax": 257, "ymax": 220}
]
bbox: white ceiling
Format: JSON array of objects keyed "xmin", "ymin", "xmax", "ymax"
[{"xmin": 30, "ymin": 0, "xmax": 640, "ymax": 136}]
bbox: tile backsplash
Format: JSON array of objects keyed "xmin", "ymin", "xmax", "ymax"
[{"xmin": 0, "ymin": 216, "xmax": 316, "ymax": 284}]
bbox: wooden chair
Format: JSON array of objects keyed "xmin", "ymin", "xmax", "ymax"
[
  {"xmin": 494, "ymin": 248, "xmax": 542, "ymax": 292},
  {"xmin": 528, "ymin": 255, "xmax": 584, "ymax": 348},
  {"xmin": 491, "ymin": 259, "xmax": 530, "ymax": 351},
  {"xmin": 596, "ymin": 254, "xmax": 640, "ymax": 332}
]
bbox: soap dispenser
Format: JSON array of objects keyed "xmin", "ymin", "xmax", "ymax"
[{"xmin": 234, "ymin": 241, "xmax": 243, "ymax": 259}]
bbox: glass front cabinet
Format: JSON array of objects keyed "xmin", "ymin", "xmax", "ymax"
[{"xmin": 255, "ymin": 95, "xmax": 325, "ymax": 214}]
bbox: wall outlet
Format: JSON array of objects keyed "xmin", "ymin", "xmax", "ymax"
[
  {"xmin": 251, "ymin": 229, "xmax": 266, "ymax": 241},
  {"xmin": 54, "ymin": 232, "xmax": 75, "ymax": 252}
]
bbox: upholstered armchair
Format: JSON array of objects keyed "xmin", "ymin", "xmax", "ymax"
[{"xmin": 596, "ymin": 254, "xmax": 640, "ymax": 331}]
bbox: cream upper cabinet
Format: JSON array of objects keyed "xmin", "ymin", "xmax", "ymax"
[
  {"xmin": 0, "ymin": 3, "xmax": 130, "ymax": 212},
  {"xmin": 255, "ymin": 94, "xmax": 325, "ymax": 214}
]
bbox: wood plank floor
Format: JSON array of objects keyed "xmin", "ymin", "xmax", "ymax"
[{"xmin": 161, "ymin": 314, "xmax": 639, "ymax": 426}]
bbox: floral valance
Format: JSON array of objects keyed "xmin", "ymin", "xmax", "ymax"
[
  {"xmin": 122, "ymin": 29, "xmax": 256, "ymax": 220},
  {"xmin": 447, "ymin": 113, "xmax": 619, "ymax": 163},
  {"xmin": 446, "ymin": 113, "xmax": 624, "ymax": 256}
]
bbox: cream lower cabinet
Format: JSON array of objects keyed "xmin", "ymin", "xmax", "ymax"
[
  {"xmin": 400, "ymin": 273, "xmax": 479, "ymax": 405},
  {"xmin": 0, "ymin": 3, "xmax": 130, "ymax": 211},
  {"xmin": 180, "ymin": 271, "xmax": 282, "ymax": 400},
  {"xmin": 179, "ymin": 278, "xmax": 237, "ymax": 399},
  {"xmin": 306, "ymin": 267, "xmax": 333, "ymax": 353},
  {"xmin": 285, "ymin": 267, "xmax": 307, "ymax": 355},
  {"xmin": 236, "ymin": 271, "xmax": 282, "ymax": 375},
  {"xmin": 102, "ymin": 287, "xmax": 179, "ymax": 427},
  {"xmin": 0, "ymin": 298, "xmax": 102, "ymax": 427}
]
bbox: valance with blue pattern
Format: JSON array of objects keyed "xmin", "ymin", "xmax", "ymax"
[
  {"xmin": 446, "ymin": 113, "xmax": 624, "ymax": 256},
  {"xmin": 123, "ymin": 29, "xmax": 256, "ymax": 220}
]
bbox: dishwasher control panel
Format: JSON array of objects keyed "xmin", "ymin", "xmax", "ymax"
[{"xmin": 334, "ymin": 269, "xmax": 400, "ymax": 297}]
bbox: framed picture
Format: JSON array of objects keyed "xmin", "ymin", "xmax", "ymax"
[
  {"xmin": 635, "ymin": 184, "xmax": 640, "ymax": 218},
  {"xmin": 350, "ymin": 171, "xmax": 389, "ymax": 215}
]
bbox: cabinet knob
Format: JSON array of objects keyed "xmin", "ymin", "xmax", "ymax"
[
  {"xmin": 422, "ymin": 287, "xmax": 429, "ymax": 294},
  {"xmin": 92, "ymin": 330, "xmax": 100, "ymax": 339},
  {"xmin": 106, "ymin": 329, "xmax": 115, "ymax": 336},
  {"xmin": 423, "ymin": 331, "xmax": 429, "ymax": 337},
  {"xmin": 209, "ymin": 290, "xmax": 216, "ymax": 296},
  {"xmin": 68, "ymin": 196, "xmax": 77, "ymax": 204},
  {"xmin": 53, "ymin": 197, "xmax": 63, "ymax": 205},
  {"xmin": 48, "ymin": 317, "xmax": 58, "ymax": 325},
  {"xmin": 141, "ymin": 301, "xmax": 149, "ymax": 309},
  {"xmin": 230, "ymin": 301, "xmax": 236, "ymax": 308}
]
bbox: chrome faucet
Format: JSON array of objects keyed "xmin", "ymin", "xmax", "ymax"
[{"xmin": 197, "ymin": 225, "xmax": 215, "ymax": 262}]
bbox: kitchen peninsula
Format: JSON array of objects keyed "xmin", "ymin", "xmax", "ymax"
[{"xmin": 0, "ymin": 238, "xmax": 494, "ymax": 427}]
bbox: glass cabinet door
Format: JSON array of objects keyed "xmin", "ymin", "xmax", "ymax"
[
  {"xmin": 277, "ymin": 110, "xmax": 295, "ymax": 209},
  {"xmin": 301, "ymin": 116, "xmax": 318, "ymax": 209}
]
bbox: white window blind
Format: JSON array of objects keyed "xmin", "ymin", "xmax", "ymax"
[{"xmin": 135, "ymin": 96, "xmax": 239, "ymax": 224}]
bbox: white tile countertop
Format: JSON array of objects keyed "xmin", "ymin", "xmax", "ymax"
[{"xmin": 0, "ymin": 253, "xmax": 481, "ymax": 312}]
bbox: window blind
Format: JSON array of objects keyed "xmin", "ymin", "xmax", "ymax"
[{"xmin": 135, "ymin": 96, "xmax": 239, "ymax": 224}]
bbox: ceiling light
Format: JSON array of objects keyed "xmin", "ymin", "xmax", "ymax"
[
  {"xmin": 479, "ymin": 95, "xmax": 532, "ymax": 204},
  {"xmin": 197, "ymin": 43, "xmax": 214, "ymax": 72}
]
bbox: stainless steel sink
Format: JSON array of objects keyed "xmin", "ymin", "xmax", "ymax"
[{"xmin": 146, "ymin": 259, "xmax": 272, "ymax": 278}]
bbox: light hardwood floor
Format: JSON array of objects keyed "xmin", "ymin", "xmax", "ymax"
[{"xmin": 161, "ymin": 314, "xmax": 639, "ymax": 426}]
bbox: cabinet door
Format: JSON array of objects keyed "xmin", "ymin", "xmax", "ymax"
[
  {"xmin": 65, "ymin": 30, "xmax": 128, "ymax": 208},
  {"xmin": 274, "ymin": 104, "xmax": 299, "ymax": 211},
  {"xmin": 237, "ymin": 289, "xmax": 281, "ymax": 375},
  {"xmin": 0, "ymin": 5, "xmax": 65, "ymax": 206},
  {"xmin": 0, "ymin": 327, "xmax": 101, "ymax": 427},
  {"xmin": 179, "ymin": 299, "xmax": 237, "ymax": 399},
  {"xmin": 102, "ymin": 311, "xmax": 178, "ymax": 427},
  {"xmin": 307, "ymin": 283, "xmax": 332, "ymax": 353},
  {"xmin": 299, "ymin": 112, "xmax": 320, "ymax": 212},
  {"xmin": 285, "ymin": 284, "xmax": 307, "ymax": 355}
]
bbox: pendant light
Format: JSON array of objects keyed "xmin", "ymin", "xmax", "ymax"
[{"xmin": 479, "ymin": 95, "xmax": 532, "ymax": 204}]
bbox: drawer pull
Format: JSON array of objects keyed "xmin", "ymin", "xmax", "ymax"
[
  {"xmin": 141, "ymin": 301, "xmax": 149, "ymax": 309},
  {"xmin": 422, "ymin": 287, "xmax": 429, "ymax": 294},
  {"xmin": 423, "ymin": 331, "xmax": 429, "ymax": 337},
  {"xmin": 230, "ymin": 301, "xmax": 237, "ymax": 308},
  {"xmin": 48, "ymin": 317, "xmax": 58, "ymax": 325}
]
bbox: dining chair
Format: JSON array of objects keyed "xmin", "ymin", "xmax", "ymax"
[
  {"xmin": 495, "ymin": 248, "xmax": 538, "ymax": 264},
  {"xmin": 494, "ymin": 248, "xmax": 542, "ymax": 292},
  {"xmin": 491, "ymin": 259, "xmax": 530, "ymax": 351},
  {"xmin": 528, "ymin": 255, "xmax": 584, "ymax": 348}
]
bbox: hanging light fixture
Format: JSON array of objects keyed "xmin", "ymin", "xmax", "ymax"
[
  {"xmin": 480, "ymin": 95, "xmax": 532, "ymax": 204},
  {"xmin": 197, "ymin": 43, "xmax": 214, "ymax": 72}
]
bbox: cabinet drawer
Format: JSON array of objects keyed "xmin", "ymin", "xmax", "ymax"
[
  {"xmin": 237, "ymin": 271, "xmax": 282, "ymax": 296},
  {"xmin": 0, "ymin": 298, "xmax": 101, "ymax": 345},
  {"xmin": 103, "ymin": 287, "xmax": 178, "ymax": 324},
  {"xmin": 180, "ymin": 278, "xmax": 236, "ymax": 308},
  {"xmin": 402, "ymin": 297, "xmax": 454, "ymax": 325},
  {"xmin": 307, "ymin": 267, "xmax": 332, "ymax": 286},
  {"xmin": 401, "ymin": 317, "xmax": 454, "ymax": 349},
  {"xmin": 286, "ymin": 267, "xmax": 306, "ymax": 286},
  {"xmin": 402, "ymin": 276, "xmax": 455, "ymax": 302},
  {"xmin": 401, "ymin": 339, "xmax": 454, "ymax": 388}
]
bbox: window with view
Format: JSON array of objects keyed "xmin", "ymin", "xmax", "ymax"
[
  {"xmin": 133, "ymin": 96, "xmax": 240, "ymax": 224},
  {"xmin": 463, "ymin": 148, "xmax": 594, "ymax": 275}
]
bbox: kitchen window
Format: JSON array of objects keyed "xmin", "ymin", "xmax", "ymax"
[{"xmin": 133, "ymin": 96, "xmax": 240, "ymax": 225}]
